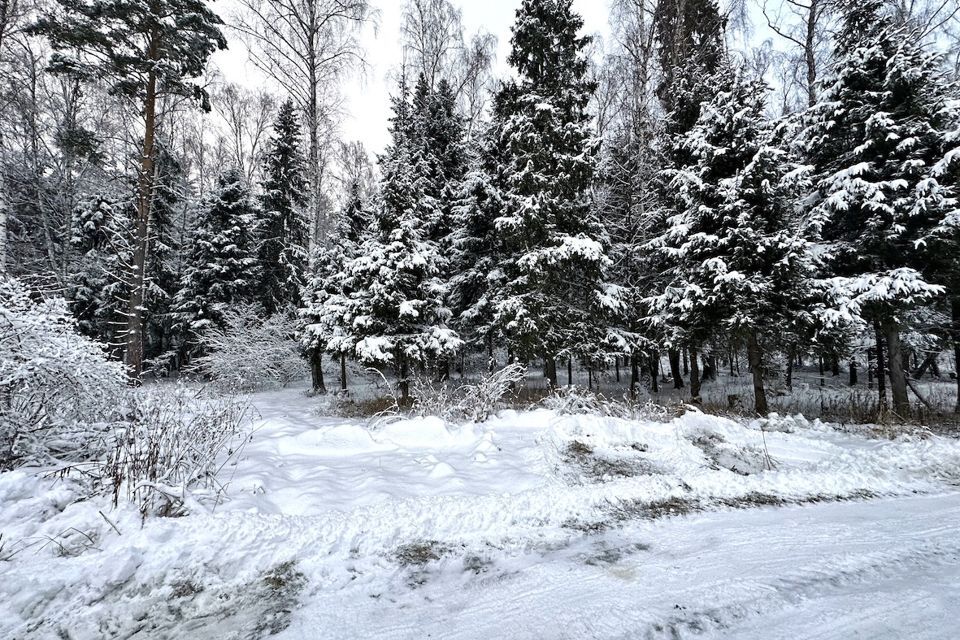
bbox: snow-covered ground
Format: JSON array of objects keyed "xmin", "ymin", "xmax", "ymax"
[{"xmin": 2, "ymin": 383, "xmax": 959, "ymax": 639}]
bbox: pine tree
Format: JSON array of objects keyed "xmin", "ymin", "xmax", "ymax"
[
  {"xmin": 35, "ymin": 0, "xmax": 227, "ymax": 378},
  {"xmin": 652, "ymin": 68, "xmax": 815, "ymax": 413},
  {"xmin": 491, "ymin": 0, "xmax": 615, "ymax": 387},
  {"xmin": 801, "ymin": 0, "xmax": 958, "ymax": 415},
  {"xmin": 258, "ymin": 99, "xmax": 309, "ymax": 316},
  {"xmin": 174, "ymin": 168, "xmax": 259, "ymax": 351}
]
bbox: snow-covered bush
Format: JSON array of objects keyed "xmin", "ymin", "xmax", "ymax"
[
  {"xmin": 0, "ymin": 276, "xmax": 126, "ymax": 469},
  {"xmin": 104, "ymin": 384, "xmax": 252, "ymax": 517},
  {"xmin": 412, "ymin": 363, "xmax": 527, "ymax": 423},
  {"xmin": 192, "ymin": 305, "xmax": 306, "ymax": 391},
  {"xmin": 0, "ymin": 276, "xmax": 254, "ymax": 517},
  {"xmin": 541, "ymin": 386, "xmax": 672, "ymax": 422}
]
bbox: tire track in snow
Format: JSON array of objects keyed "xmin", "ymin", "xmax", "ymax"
[{"xmin": 286, "ymin": 493, "xmax": 960, "ymax": 640}]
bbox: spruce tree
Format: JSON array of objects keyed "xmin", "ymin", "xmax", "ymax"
[
  {"xmin": 68, "ymin": 193, "xmax": 134, "ymax": 356},
  {"xmin": 420, "ymin": 77, "xmax": 467, "ymax": 249},
  {"xmin": 347, "ymin": 77, "xmax": 461, "ymax": 401},
  {"xmin": 933, "ymin": 120, "xmax": 960, "ymax": 413},
  {"xmin": 409, "ymin": 74, "xmax": 468, "ymax": 379},
  {"xmin": 651, "ymin": 0, "xmax": 726, "ymax": 394},
  {"xmin": 174, "ymin": 168, "xmax": 259, "ymax": 351},
  {"xmin": 258, "ymin": 99, "xmax": 309, "ymax": 315},
  {"xmin": 492, "ymin": 0, "xmax": 614, "ymax": 387},
  {"xmin": 300, "ymin": 181, "xmax": 371, "ymax": 394},
  {"xmin": 144, "ymin": 144, "xmax": 187, "ymax": 370},
  {"xmin": 448, "ymin": 131, "xmax": 505, "ymax": 368},
  {"xmin": 652, "ymin": 68, "xmax": 815, "ymax": 413},
  {"xmin": 653, "ymin": 0, "xmax": 725, "ymax": 139},
  {"xmin": 801, "ymin": 0, "xmax": 958, "ymax": 415}
]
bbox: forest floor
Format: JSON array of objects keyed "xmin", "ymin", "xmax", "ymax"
[{"xmin": 1, "ymin": 382, "xmax": 959, "ymax": 639}]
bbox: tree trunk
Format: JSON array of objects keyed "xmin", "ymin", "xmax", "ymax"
[
  {"xmin": 669, "ymin": 349, "xmax": 684, "ymax": 389},
  {"xmin": 874, "ymin": 322, "xmax": 888, "ymax": 412},
  {"xmin": 630, "ymin": 354, "xmax": 640, "ymax": 398},
  {"xmin": 0, "ymin": 169, "xmax": 6, "ymax": 271},
  {"xmin": 682, "ymin": 348, "xmax": 689, "ymax": 375},
  {"xmin": 830, "ymin": 354, "xmax": 840, "ymax": 377},
  {"xmin": 805, "ymin": 0, "xmax": 818, "ymax": 107},
  {"xmin": 785, "ymin": 346, "xmax": 794, "ymax": 390},
  {"xmin": 649, "ymin": 354, "xmax": 659, "ymax": 393},
  {"xmin": 702, "ymin": 355, "xmax": 717, "ymax": 381},
  {"xmin": 614, "ymin": 357, "xmax": 620, "ymax": 383},
  {"xmin": 310, "ymin": 348, "xmax": 326, "ymax": 394},
  {"xmin": 689, "ymin": 347, "xmax": 701, "ymax": 401},
  {"xmin": 339, "ymin": 352, "xmax": 347, "ymax": 392},
  {"xmin": 544, "ymin": 355, "xmax": 558, "ymax": 389},
  {"xmin": 953, "ymin": 298, "xmax": 960, "ymax": 413},
  {"xmin": 398, "ymin": 355, "xmax": 410, "ymax": 403},
  {"xmin": 817, "ymin": 354, "xmax": 825, "ymax": 386},
  {"xmin": 124, "ymin": 65, "xmax": 158, "ymax": 380},
  {"xmin": 885, "ymin": 323, "xmax": 910, "ymax": 417},
  {"xmin": 568, "ymin": 357, "xmax": 573, "ymax": 386},
  {"xmin": 911, "ymin": 353, "xmax": 938, "ymax": 379},
  {"xmin": 849, "ymin": 360, "xmax": 858, "ymax": 386},
  {"xmin": 306, "ymin": 58, "xmax": 321, "ymax": 258},
  {"xmin": 867, "ymin": 348, "xmax": 875, "ymax": 388},
  {"xmin": 487, "ymin": 333, "xmax": 495, "ymax": 373},
  {"xmin": 746, "ymin": 331, "xmax": 769, "ymax": 415}
]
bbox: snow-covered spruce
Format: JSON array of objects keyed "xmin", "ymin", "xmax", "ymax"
[
  {"xmin": 798, "ymin": 0, "xmax": 960, "ymax": 415},
  {"xmin": 649, "ymin": 67, "xmax": 816, "ymax": 414},
  {"xmin": 490, "ymin": 0, "xmax": 620, "ymax": 387},
  {"xmin": 174, "ymin": 167, "xmax": 261, "ymax": 352}
]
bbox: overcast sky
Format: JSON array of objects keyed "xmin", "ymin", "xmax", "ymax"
[{"xmin": 213, "ymin": 0, "xmax": 612, "ymax": 154}]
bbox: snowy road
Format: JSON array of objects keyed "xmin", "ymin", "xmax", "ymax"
[{"xmin": 283, "ymin": 492, "xmax": 960, "ymax": 640}]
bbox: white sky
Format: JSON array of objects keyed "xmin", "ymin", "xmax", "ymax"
[{"xmin": 212, "ymin": 0, "xmax": 612, "ymax": 154}]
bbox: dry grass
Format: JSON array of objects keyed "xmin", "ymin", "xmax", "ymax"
[
  {"xmin": 562, "ymin": 440, "xmax": 661, "ymax": 484},
  {"xmin": 330, "ymin": 396, "xmax": 400, "ymax": 418},
  {"xmin": 394, "ymin": 540, "xmax": 459, "ymax": 566}
]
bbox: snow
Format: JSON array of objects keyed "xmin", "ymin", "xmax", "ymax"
[{"xmin": 1, "ymin": 385, "xmax": 959, "ymax": 638}]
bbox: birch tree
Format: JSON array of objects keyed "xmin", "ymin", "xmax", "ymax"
[{"xmin": 233, "ymin": 0, "xmax": 373, "ymax": 249}]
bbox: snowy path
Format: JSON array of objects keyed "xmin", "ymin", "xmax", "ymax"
[
  {"xmin": 238, "ymin": 389, "xmax": 960, "ymax": 640},
  {"xmin": 295, "ymin": 492, "xmax": 959, "ymax": 640}
]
